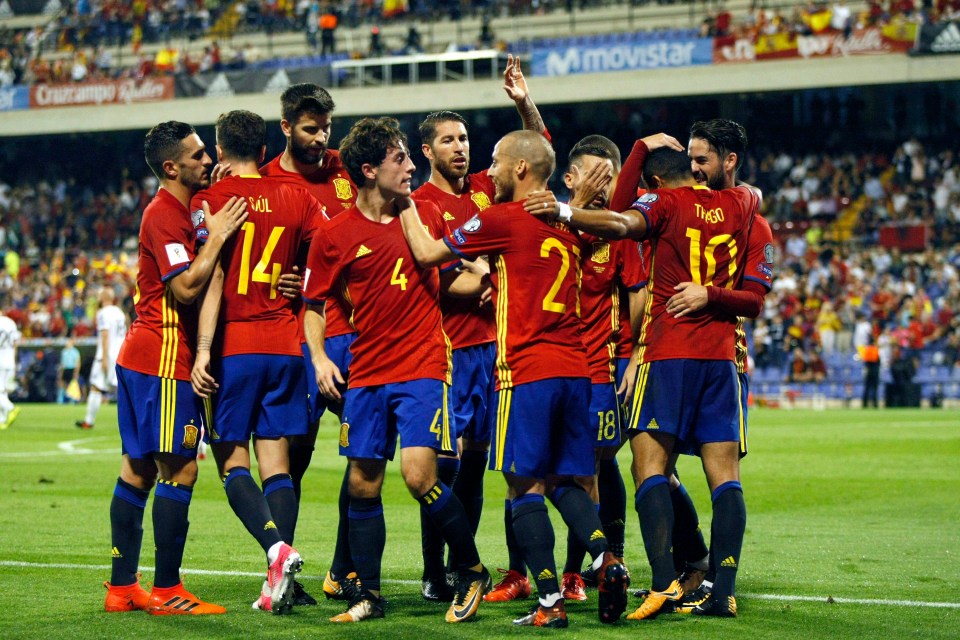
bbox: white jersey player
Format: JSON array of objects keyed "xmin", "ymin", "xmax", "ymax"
[
  {"xmin": 77, "ymin": 287, "xmax": 128, "ymax": 430},
  {"xmin": 0, "ymin": 311, "xmax": 21, "ymax": 428}
]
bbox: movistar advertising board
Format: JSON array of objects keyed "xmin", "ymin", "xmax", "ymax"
[{"xmin": 531, "ymin": 37, "xmax": 714, "ymax": 76}]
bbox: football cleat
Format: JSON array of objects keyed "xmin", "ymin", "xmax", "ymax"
[
  {"xmin": 626, "ymin": 579, "xmax": 683, "ymax": 620},
  {"xmin": 422, "ymin": 576, "xmax": 454, "ymax": 602},
  {"xmin": 597, "ymin": 552, "xmax": 630, "ymax": 623},
  {"xmin": 679, "ymin": 567, "xmax": 706, "ymax": 595},
  {"xmin": 323, "ymin": 570, "xmax": 358, "ymax": 601},
  {"xmin": 252, "ymin": 580, "xmax": 272, "ymax": 612},
  {"xmin": 292, "ymin": 580, "xmax": 318, "ymax": 606},
  {"xmin": 482, "ymin": 568, "xmax": 531, "ymax": 602},
  {"xmin": 330, "ymin": 594, "xmax": 385, "ymax": 622},
  {"xmin": 691, "ymin": 594, "xmax": 737, "ymax": 617},
  {"xmin": 513, "ymin": 601, "xmax": 569, "ymax": 628},
  {"xmin": 147, "ymin": 582, "xmax": 226, "ymax": 615},
  {"xmin": 74, "ymin": 419, "xmax": 92, "ymax": 430},
  {"xmin": 675, "ymin": 583, "xmax": 712, "ymax": 614},
  {"xmin": 581, "ymin": 564, "xmax": 599, "ymax": 588},
  {"xmin": 446, "ymin": 565, "xmax": 491, "ymax": 623},
  {"xmin": 103, "ymin": 577, "xmax": 151, "ymax": 612},
  {"xmin": 561, "ymin": 572, "xmax": 587, "ymax": 602},
  {"xmin": 266, "ymin": 543, "xmax": 303, "ymax": 615}
]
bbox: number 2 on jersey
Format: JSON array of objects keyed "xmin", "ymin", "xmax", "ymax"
[
  {"xmin": 685, "ymin": 228, "xmax": 738, "ymax": 287},
  {"xmin": 541, "ymin": 238, "xmax": 581, "ymax": 314},
  {"xmin": 238, "ymin": 222, "xmax": 285, "ymax": 299}
]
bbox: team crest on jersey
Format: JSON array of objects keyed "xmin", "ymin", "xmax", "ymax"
[
  {"xmin": 462, "ymin": 215, "xmax": 482, "ymax": 233},
  {"xmin": 333, "ymin": 177, "xmax": 353, "ymax": 201},
  {"xmin": 182, "ymin": 424, "xmax": 199, "ymax": 449},
  {"xmin": 339, "ymin": 422, "xmax": 350, "ymax": 447},
  {"xmin": 591, "ymin": 242, "xmax": 610, "ymax": 264},
  {"xmin": 470, "ymin": 191, "xmax": 491, "ymax": 211},
  {"xmin": 632, "ymin": 193, "xmax": 658, "ymax": 212}
]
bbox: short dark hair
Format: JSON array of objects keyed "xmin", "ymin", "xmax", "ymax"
[
  {"xmin": 215, "ymin": 110, "xmax": 266, "ymax": 162},
  {"xmin": 418, "ymin": 111, "xmax": 468, "ymax": 147},
  {"xmin": 568, "ymin": 135, "xmax": 621, "ymax": 172},
  {"xmin": 642, "ymin": 148, "xmax": 691, "ymax": 186},
  {"xmin": 690, "ymin": 118, "xmax": 748, "ymax": 172},
  {"xmin": 340, "ymin": 117, "xmax": 408, "ymax": 187},
  {"xmin": 281, "ymin": 83, "xmax": 336, "ymax": 123},
  {"xmin": 144, "ymin": 121, "xmax": 196, "ymax": 181}
]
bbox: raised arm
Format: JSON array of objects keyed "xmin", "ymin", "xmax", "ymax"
[
  {"xmin": 396, "ymin": 198, "xmax": 458, "ymax": 267},
  {"xmin": 503, "ymin": 53, "xmax": 545, "ymax": 135},
  {"xmin": 168, "ymin": 197, "xmax": 247, "ymax": 305}
]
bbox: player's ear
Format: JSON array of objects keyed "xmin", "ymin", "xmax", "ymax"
[
  {"xmin": 649, "ymin": 175, "xmax": 663, "ymax": 189},
  {"xmin": 421, "ymin": 143, "xmax": 433, "ymax": 161},
  {"xmin": 563, "ymin": 171, "xmax": 574, "ymax": 189},
  {"xmin": 162, "ymin": 159, "xmax": 178, "ymax": 181},
  {"xmin": 280, "ymin": 118, "xmax": 293, "ymax": 138},
  {"xmin": 215, "ymin": 145, "xmax": 224, "ymax": 163},
  {"xmin": 724, "ymin": 152, "xmax": 738, "ymax": 173},
  {"xmin": 515, "ymin": 158, "xmax": 527, "ymax": 180},
  {"xmin": 361, "ymin": 162, "xmax": 377, "ymax": 182},
  {"xmin": 258, "ymin": 145, "xmax": 267, "ymax": 164}
]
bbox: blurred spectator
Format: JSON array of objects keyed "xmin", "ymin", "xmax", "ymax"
[
  {"xmin": 369, "ymin": 26, "xmax": 385, "ymax": 57},
  {"xmin": 859, "ymin": 335, "xmax": 881, "ymax": 407}
]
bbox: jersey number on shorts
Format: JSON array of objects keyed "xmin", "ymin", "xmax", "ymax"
[
  {"xmin": 390, "ymin": 258, "xmax": 408, "ymax": 291},
  {"xmin": 597, "ymin": 409, "xmax": 617, "ymax": 441},
  {"xmin": 238, "ymin": 222, "xmax": 286, "ymax": 299},
  {"xmin": 685, "ymin": 228, "xmax": 738, "ymax": 287},
  {"xmin": 540, "ymin": 238, "xmax": 581, "ymax": 314}
]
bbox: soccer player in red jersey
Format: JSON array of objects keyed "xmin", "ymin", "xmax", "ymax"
[
  {"xmin": 398, "ymin": 130, "xmax": 631, "ymax": 628},
  {"xmin": 412, "ymin": 54, "xmax": 547, "ymax": 602},
  {"xmin": 189, "ymin": 110, "xmax": 327, "ymax": 614},
  {"xmin": 260, "ymin": 83, "xmax": 358, "ymax": 604},
  {"xmin": 554, "ymin": 137, "xmax": 645, "ymax": 602},
  {"xmin": 107, "ymin": 121, "xmax": 247, "ymax": 615},
  {"xmin": 527, "ymin": 127, "xmax": 762, "ymax": 620},
  {"xmin": 302, "ymin": 117, "xmax": 490, "ymax": 624}
]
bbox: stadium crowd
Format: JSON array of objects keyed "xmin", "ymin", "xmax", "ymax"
[{"xmin": 3, "ymin": 0, "xmax": 959, "ymax": 87}]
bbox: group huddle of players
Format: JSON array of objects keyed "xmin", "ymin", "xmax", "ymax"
[{"xmin": 100, "ymin": 55, "xmax": 774, "ymax": 627}]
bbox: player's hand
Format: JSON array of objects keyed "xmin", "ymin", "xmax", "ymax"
[
  {"xmin": 210, "ymin": 162, "xmax": 232, "ymax": 184},
  {"xmin": 394, "ymin": 196, "xmax": 417, "ymax": 216},
  {"xmin": 459, "ymin": 257, "xmax": 489, "ymax": 278},
  {"xmin": 203, "ymin": 196, "xmax": 248, "ymax": 242},
  {"xmin": 524, "ymin": 190, "xmax": 559, "ymax": 218},
  {"xmin": 568, "ymin": 163, "xmax": 613, "ymax": 209},
  {"xmin": 191, "ymin": 350, "xmax": 218, "ymax": 398},
  {"xmin": 479, "ymin": 282, "xmax": 493, "ymax": 306},
  {"xmin": 278, "ymin": 265, "xmax": 302, "ymax": 300},
  {"xmin": 617, "ymin": 352, "xmax": 639, "ymax": 407},
  {"xmin": 316, "ymin": 356, "xmax": 345, "ymax": 402},
  {"xmin": 666, "ymin": 282, "xmax": 709, "ymax": 317},
  {"xmin": 640, "ymin": 133, "xmax": 685, "ymax": 153},
  {"xmin": 502, "ymin": 53, "xmax": 530, "ymax": 102}
]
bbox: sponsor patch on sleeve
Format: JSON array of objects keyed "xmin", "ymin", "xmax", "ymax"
[
  {"xmin": 462, "ymin": 215, "xmax": 482, "ymax": 232},
  {"xmin": 632, "ymin": 193, "xmax": 658, "ymax": 212},
  {"xmin": 165, "ymin": 243, "xmax": 190, "ymax": 266},
  {"xmin": 453, "ymin": 229, "xmax": 467, "ymax": 245},
  {"xmin": 763, "ymin": 243, "xmax": 775, "ymax": 264}
]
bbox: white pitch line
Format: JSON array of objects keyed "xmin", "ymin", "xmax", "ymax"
[{"xmin": 3, "ymin": 561, "xmax": 959, "ymax": 609}]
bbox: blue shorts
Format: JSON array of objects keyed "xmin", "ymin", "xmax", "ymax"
[
  {"xmin": 303, "ymin": 333, "xmax": 355, "ymax": 423},
  {"xmin": 451, "ymin": 342, "xmax": 496, "ymax": 443},
  {"xmin": 116, "ymin": 365, "xmax": 207, "ymax": 459},
  {"xmin": 628, "ymin": 359, "xmax": 743, "ymax": 450},
  {"xmin": 339, "ymin": 378, "xmax": 455, "ymax": 460},
  {"xmin": 209, "ymin": 354, "xmax": 309, "ymax": 443},
  {"xmin": 490, "ymin": 377, "xmax": 594, "ymax": 479},
  {"xmin": 591, "ymin": 382, "xmax": 622, "ymax": 449}
]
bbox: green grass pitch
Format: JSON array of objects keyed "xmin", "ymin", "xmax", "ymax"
[{"xmin": 1, "ymin": 404, "xmax": 957, "ymax": 639}]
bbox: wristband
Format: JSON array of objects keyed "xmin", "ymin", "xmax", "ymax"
[{"xmin": 557, "ymin": 202, "xmax": 573, "ymax": 224}]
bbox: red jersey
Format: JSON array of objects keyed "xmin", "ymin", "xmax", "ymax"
[
  {"xmin": 736, "ymin": 215, "xmax": 775, "ymax": 373},
  {"xmin": 193, "ymin": 175, "xmax": 326, "ymax": 357},
  {"xmin": 633, "ymin": 184, "xmax": 760, "ymax": 363},
  {"xmin": 444, "ymin": 202, "xmax": 589, "ymax": 389},
  {"xmin": 412, "ymin": 172, "xmax": 496, "ymax": 350},
  {"xmin": 261, "ymin": 150, "xmax": 358, "ymax": 340},
  {"xmin": 579, "ymin": 235, "xmax": 644, "ymax": 383},
  {"xmin": 117, "ymin": 188, "xmax": 200, "ymax": 381},
  {"xmin": 302, "ymin": 203, "xmax": 451, "ymax": 388}
]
